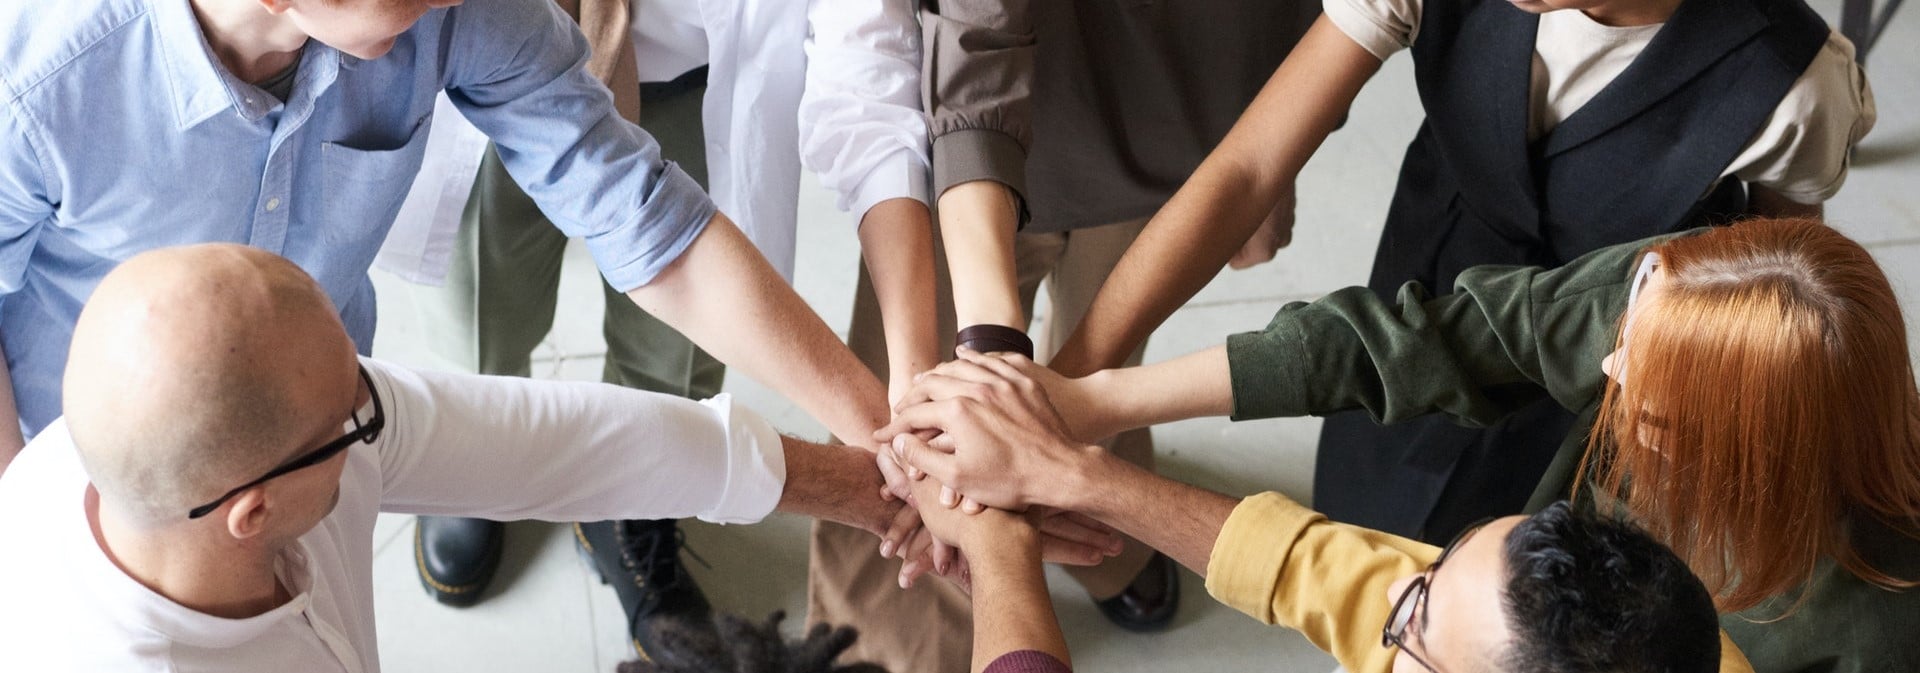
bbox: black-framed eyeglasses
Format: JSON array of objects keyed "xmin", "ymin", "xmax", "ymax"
[
  {"xmin": 186, "ymin": 366, "xmax": 384, "ymax": 520},
  {"xmin": 1381, "ymin": 518, "xmax": 1495, "ymax": 673}
]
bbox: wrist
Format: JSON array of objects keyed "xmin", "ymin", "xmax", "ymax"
[
  {"xmin": 1055, "ymin": 441, "xmax": 1120, "ymax": 513},
  {"xmin": 968, "ymin": 520, "xmax": 1043, "ymax": 569},
  {"xmin": 1074, "ymin": 369, "xmax": 1124, "ymax": 440}
]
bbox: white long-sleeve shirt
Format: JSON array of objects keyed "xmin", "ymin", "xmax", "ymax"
[
  {"xmin": 378, "ymin": 0, "xmax": 930, "ymax": 284},
  {"xmin": 0, "ymin": 357, "xmax": 785, "ymax": 673}
]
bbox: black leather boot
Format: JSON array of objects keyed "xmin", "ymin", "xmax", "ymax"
[
  {"xmin": 574, "ymin": 519, "xmax": 714, "ymax": 659},
  {"xmin": 1094, "ymin": 551, "xmax": 1181, "ymax": 632},
  {"xmin": 414, "ymin": 516, "xmax": 505, "ymax": 607}
]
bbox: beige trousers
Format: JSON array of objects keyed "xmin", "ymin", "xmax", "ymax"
[{"xmin": 809, "ymin": 218, "xmax": 1157, "ymax": 673}]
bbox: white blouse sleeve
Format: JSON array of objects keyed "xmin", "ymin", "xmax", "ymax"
[
  {"xmin": 797, "ymin": 0, "xmax": 931, "ymax": 221},
  {"xmin": 1324, "ymin": 0, "xmax": 1424, "ymax": 62},
  {"xmin": 365, "ymin": 359, "xmax": 786, "ymax": 526},
  {"xmin": 1724, "ymin": 30, "xmax": 1876, "ymax": 205}
]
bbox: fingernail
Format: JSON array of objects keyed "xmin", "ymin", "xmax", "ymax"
[
  {"xmin": 940, "ymin": 489, "xmax": 957, "ymax": 508},
  {"xmin": 880, "ymin": 540, "xmax": 895, "ymax": 558}
]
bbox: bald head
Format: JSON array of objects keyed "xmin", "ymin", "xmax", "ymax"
[{"xmin": 65, "ymin": 244, "xmax": 358, "ymax": 527}]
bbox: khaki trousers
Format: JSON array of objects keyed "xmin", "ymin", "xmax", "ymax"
[{"xmin": 810, "ymin": 218, "xmax": 1158, "ymax": 673}]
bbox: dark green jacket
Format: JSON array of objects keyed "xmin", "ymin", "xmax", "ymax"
[{"xmin": 1225, "ymin": 233, "xmax": 1920, "ymax": 673}]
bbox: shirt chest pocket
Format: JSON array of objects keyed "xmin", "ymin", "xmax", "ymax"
[{"xmin": 320, "ymin": 115, "xmax": 434, "ymax": 242}]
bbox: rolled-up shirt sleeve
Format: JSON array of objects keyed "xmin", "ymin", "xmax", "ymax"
[
  {"xmin": 1725, "ymin": 31, "xmax": 1876, "ymax": 205},
  {"xmin": 1322, "ymin": 0, "xmax": 1422, "ymax": 62},
  {"xmin": 367, "ymin": 359, "xmax": 785, "ymax": 525},
  {"xmin": 921, "ymin": 0, "xmax": 1034, "ymax": 205},
  {"xmin": 440, "ymin": 0, "xmax": 715, "ymax": 293},
  {"xmin": 799, "ymin": 0, "xmax": 932, "ymax": 221}
]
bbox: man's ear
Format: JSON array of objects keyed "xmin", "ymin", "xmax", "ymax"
[
  {"xmin": 258, "ymin": 0, "xmax": 295, "ymax": 15},
  {"xmin": 225, "ymin": 488, "xmax": 273, "ymax": 542}
]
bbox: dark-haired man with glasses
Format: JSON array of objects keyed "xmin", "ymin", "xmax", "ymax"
[
  {"xmin": 879, "ymin": 352, "xmax": 1748, "ymax": 673},
  {"xmin": 0, "ymin": 243, "xmax": 941, "ymax": 672}
]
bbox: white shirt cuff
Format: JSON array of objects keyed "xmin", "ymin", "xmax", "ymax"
[
  {"xmin": 698, "ymin": 394, "xmax": 787, "ymax": 525},
  {"xmin": 848, "ymin": 151, "xmax": 932, "ymax": 221}
]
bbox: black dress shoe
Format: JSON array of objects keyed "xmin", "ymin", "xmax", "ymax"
[
  {"xmin": 414, "ymin": 516, "xmax": 504, "ymax": 607},
  {"xmin": 1094, "ymin": 551, "xmax": 1180, "ymax": 632},
  {"xmin": 574, "ymin": 519, "xmax": 714, "ymax": 659}
]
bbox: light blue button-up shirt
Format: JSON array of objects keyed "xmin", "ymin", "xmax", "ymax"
[{"xmin": 0, "ymin": 0, "xmax": 717, "ymax": 436}]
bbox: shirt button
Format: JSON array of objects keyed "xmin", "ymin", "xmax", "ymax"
[{"xmin": 266, "ymin": 197, "xmax": 281, "ymax": 212}]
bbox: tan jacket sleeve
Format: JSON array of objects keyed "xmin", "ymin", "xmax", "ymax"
[
  {"xmin": 920, "ymin": 0, "xmax": 1034, "ymax": 206},
  {"xmin": 554, "ymin": 0, "xmax": 641, "ymax": 125}
]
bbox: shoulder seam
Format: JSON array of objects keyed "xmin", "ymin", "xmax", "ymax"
[{"xmin": 3, "ymin": 6, "xmax": 152, "ymax": 108}]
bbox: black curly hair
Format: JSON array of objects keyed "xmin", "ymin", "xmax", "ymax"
[
  {"xmin": 616, "ymin": 611, "xmax": 890, "ymax": 673},
  {"xmin": 1501, "ymin": 502, "xmax": 1721, "ymax": 673}
]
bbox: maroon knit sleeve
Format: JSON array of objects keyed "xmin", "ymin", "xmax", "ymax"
[{"xmin": 981, "ymin": 650, "xmax": 1071, "ymax": 673}]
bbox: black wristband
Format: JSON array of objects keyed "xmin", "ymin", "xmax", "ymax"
[{"xmin": 956, "ymin": 324, "xmax": 1035, "ymax": 360}]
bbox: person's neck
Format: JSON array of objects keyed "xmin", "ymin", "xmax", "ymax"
[
  {"xmin": 1579, "ymin": 0, "xmax": 1686, "ymax": 26},
  {"xmin": 88, "ymin": 488, "xmax": 290, "ymax": 619},
  {"xmin": 188, "ymin": 0, "xmax": 311, "ymax": 82}
]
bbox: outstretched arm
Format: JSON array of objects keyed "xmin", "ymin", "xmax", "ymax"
[
  {"xmin": 905, "ymin": 476, "xmax": 1071, "ymax": 673},
  {"xmin": 1048, "ymin": 16, "xmax": 1381, "ymax": 377},
  {"xmin": 629, "ymin": 215, "xmax": 891, "ymax": 448},
  {"xmin": 922, "ymin": 0, "xmax": 1036, "ymax": 332},
  {"xmin": 800, "ymin": 0, "xmax": 942, "ymax": 400}
]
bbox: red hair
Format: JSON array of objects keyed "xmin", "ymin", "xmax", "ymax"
[{"xmin": 1583, "ymin": 218, "xmax": 1920, "ymax": 613}]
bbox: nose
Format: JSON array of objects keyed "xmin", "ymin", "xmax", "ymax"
[{"xmin": 1601, "ymin": 348, "xmax": 1621, "ymax": 380}]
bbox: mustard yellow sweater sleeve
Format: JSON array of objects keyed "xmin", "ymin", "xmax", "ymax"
[
  {"xmin": 1204, "ymin": 492, "xmax": 1756, "ymax": 673},
  {"xmin": 1205, "ymin": 492, "xmax": 1438, "ymax": 673}
]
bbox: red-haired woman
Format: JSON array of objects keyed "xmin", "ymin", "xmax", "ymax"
[{"xmin": 900, "ymin": 218, "xmax": 1920, "ymax": 671}]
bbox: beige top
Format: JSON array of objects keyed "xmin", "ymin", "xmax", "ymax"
[{"xmin": 1325, "ymin": 0, "xmax": 1876, "ymax": 204}]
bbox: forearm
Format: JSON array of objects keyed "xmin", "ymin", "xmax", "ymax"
[
  {"xmin": 0, "ymin": 348, "xmax": 21, "ymax": 475},
  {"xmin": 1074, "ymin": 346, "xmax": 1234, "ymax": 439},
  {"xmin": 1049, "ymin": 17, "xmax": 1378, "ymax": 376},
  {"xmin": 938, "ymin": 181, "xmax": 1025, "ymax": 329},
  {"xmin": 858, "ymin": 199, "xmax": 944, "ymax": 394},
  {"xmin": 775, "ymin": 436, "xmax": 899, "ymax": 537},
  {"xmin": 1063, "ymin": 451, "xmax": 1236, "ymax": 576},
  {"xmin": 968, "ymin": 528, "xmax": 1068, "ymax": 673},
  {"xmin": 628, "ymin": 214, "xmax": 890, "ymax": 447}
]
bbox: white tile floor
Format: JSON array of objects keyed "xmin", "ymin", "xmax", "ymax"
[{"xmin": 364, "ymin": 5, "xmax": 1918, "ymax": 670}]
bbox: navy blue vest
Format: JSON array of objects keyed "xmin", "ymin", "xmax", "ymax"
[
  {"xmin": 1368, "ymin": 0, "xmax": 1830, "ymax": 294},
  {"xmin": 1318, "ymin": 0, "xmax": 1831, "ymax": 542}
]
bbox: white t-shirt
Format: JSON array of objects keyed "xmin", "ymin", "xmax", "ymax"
[
  {"xmin": 0, "ymin": 358, "xmax": 785, "ymax": 672},
  {"xmin": 1325, "ymin": 0, "xmax": 1877, "ymax": 204}
]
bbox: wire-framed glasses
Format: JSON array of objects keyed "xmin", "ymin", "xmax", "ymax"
[{"xmin": 186, "ymin": 365, "xmax": 383, "ymax": 519}]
